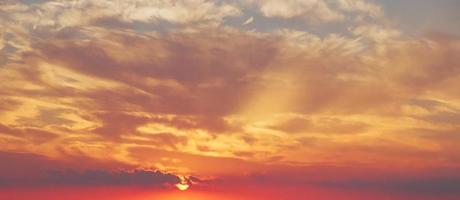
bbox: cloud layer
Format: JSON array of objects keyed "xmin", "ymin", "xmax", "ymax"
[
  {"xmin": 0, "ymin": 1, "xmax": 459, "ymax": 198},
  {"xmin": 0, "ymin": 151, "xmax": 182, "ymax": 188}
]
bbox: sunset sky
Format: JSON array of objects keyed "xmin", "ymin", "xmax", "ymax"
[{"xmin": 1, "ymin": 0, "xmax": 460, "ymax": 199}]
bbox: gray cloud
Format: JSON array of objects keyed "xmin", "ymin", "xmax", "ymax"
[{"xmin": 0, "ymin": 151, "xmax": 181, "ymax": 187}]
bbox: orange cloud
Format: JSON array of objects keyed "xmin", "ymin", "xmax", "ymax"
[
  {"xmin": 0, "ymin": 27, "xmax": 459, "ymax": 170},
  {"xmin": 0, "ymin": 1, "xmax": 459, "ymax": 199}
]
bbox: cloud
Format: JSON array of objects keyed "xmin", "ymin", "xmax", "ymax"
[
  {"xmin": 27, "ymin": 29, "xmax": 278, "ymax": 118},
  {"xmin": 1, "ymin": 152, "xmax": 458, "ymax": 199},
  {"xmin": 317, "ymin": 177, "xmax": 460, "ymax": 196},
  {"xmin": 1, "ymin": 0, "xmax": 242, "ymax": 28},
  {"xmin": 40, "ymin": 169, "xmax": 180, "ymax": 187},
  {"xmin": 1, "ymin": 26, "xmax": 459, "ymax": 169},
  {"xmin": 0, "ymin": 97, "xmax": 20, "ymax": 112},
  {"xmin": 92, "ymin": 112, "xmax": 151, "ymax": 139},
  {"xmin": 204, "ymin": 164, "xmax": 460, "ymax": 198},
  {"xmin": 252, "ymin": 0, "xmax": 344, "ymax": 22},
  {"xmin": 0, "ymin": 123, "xmax": 58, "ymax": 144},
  {"xmin": 337, "ymin": 0, "xmax": 383, "ymax": 19},
  {"xmin": 242, "ymin": 0, "xmax": 384, "ymax": 24},
  {"xmin": 1, "ymin": 0, "xmax": 460, "ymax": 181},
  {"xmin": 0, "ymin": 151, "xmax": 181, "ymax": 187},
  {"xmin": 242, "ymin": 16, "xmax": 254, "ymax": 25}
]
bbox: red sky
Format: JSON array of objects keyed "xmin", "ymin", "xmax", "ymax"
[{"xmin": 0, "ymin": 0, "xmax": 460, "ymax": 199}]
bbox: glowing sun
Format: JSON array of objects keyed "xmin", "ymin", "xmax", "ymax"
[{"xmin": 175, "ymin": 183, "xmax": 190, "ymax": 191}]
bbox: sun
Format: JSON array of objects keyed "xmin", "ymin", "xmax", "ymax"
[
  {"xmin": 175, "ymin": 175, "xmax": 191, "ymax": 191},
  {"xmin": 175, "ymin": 183, "xmax": 190, "ymax": 191}
]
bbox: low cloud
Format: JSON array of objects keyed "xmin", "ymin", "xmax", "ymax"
[{"xmin": 0, "ymin": 151, "xmax": 181, "ymax": 188}]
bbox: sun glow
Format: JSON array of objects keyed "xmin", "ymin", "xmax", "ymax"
[
  {"xmin": 175, "ymin": 183, "xmax": 190, "ymax": 191},
  {"xmin": 175, "ymin": 176, "xmax": 190, "ymax": 191}
]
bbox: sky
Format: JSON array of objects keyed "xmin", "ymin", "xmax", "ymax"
[{"xmin": 0, "ymin": 0, "xmax": 459, "ymax": 199}]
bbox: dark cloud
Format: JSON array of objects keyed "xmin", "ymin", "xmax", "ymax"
[
  {"xmin": 0, "ymin": 151, "xmax": 181, "ymax": 188},
  {"xmin": 317, "ymin": 177, "xmax": 460, "ymax": 196},
  {"xmin": 213, "ymin": 165, "xmax": 460, "ymax": 197},
  {"xmin": 39, "ymin": 169, "xmax": 180, "ymax": 187}
]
